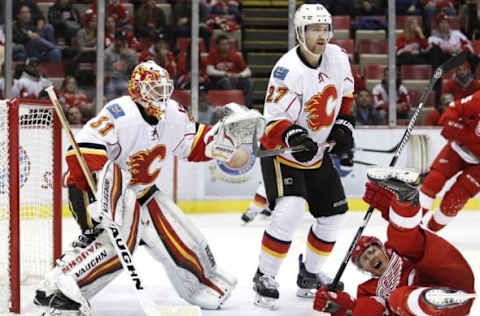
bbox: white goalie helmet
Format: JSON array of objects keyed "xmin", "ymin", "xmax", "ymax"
[
  {"xmin": 128, "ymin": 60, "xmax": 174, "ymax": 119},
  {"xmin": 294, "ymin": 4, "xmax": 333, "ymax": 58}
]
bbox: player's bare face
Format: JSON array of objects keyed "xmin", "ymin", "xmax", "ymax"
[
  {"xmin": 305, "ymin": 24, "xmax": 329, "ymax": 55},
  {"xmin": 358, "ymin": 245, "xmax": 389, "ymax": 277}
]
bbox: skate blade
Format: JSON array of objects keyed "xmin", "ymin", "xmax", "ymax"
[
  {"xmin": 254, "ymin": 294, "xmax": 278, "ymax": 310},
  {"xmin": 296, "ymin": 288, "xmax": 316, "ymax": 298},
  {"xmin": 367, "ymin": 167, "xmax": 419, "ymax": 183},
  {"xmin": 425, "ymin": 289, "xmax": 476, "ymax": 309}
]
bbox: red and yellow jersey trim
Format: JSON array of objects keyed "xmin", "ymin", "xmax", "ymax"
[
  {"xmin": 261, "ymin": 119, "xmax": 293, "ymax": 150},
  {"xmin": 187, "ymin": 124, "xmax": 212, "ymax": 162},
  {"xmin": 277, "ymin": 156, "xmax": 323, "ymax": 169}
]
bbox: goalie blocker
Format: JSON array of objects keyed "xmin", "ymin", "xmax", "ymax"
[{"xmin": 35, "ymin": 162, "xmax": 237, "ymax": 314}]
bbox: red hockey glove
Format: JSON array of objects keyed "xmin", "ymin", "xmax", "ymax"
[
  {"xmin": 363, "ymin": 182, "xmax": 394, "ymax": 220},
  {"xmin": 314, "ymin": 287, "xmax": 354, "ymax": 316},
  {"xmin": 441, "ymin": 120, "xmax": 464, "ymax": 141}
]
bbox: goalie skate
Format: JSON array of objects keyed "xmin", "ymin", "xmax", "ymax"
[
  {"xmin": 34, "ymin": 290, "xmax": 84, "ymax": 316},
  {"xmin": 367, "ymin": 167, "xmax": 420, "ymax": 202},
  {"xmin": 423, "ymin": 288, "xmax": 476, "ymax": 310},
  {"xmin": 296, "ymin": 254, "xmax": 343, "ymax": 298},
  {"xmin": 252, "ymin": 269, "xmax": 279, "ymax": 310}
]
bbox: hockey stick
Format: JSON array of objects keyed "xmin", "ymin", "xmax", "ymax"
[
  {"xmin": 329, "ymin": 52, "xmax": 467, "ymax": 290},
  {"xmin": 355, "ymin": 143, "xmax": 399, "ymax": 154},
  {"xmin": 45, "ymin": 86, "xmax": 201, "ymax": 316},
  {"xmin": 252, "ymin": 124, "xmax": 335, "ymax": 157}
]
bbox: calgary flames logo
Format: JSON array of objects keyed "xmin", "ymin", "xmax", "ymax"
[
  {"xmin": 305, "ymin": 85, "xmax": 338, "ymax": 131},
  {"xmin": 127, "ymin": 145, "xmax": 166, "ymax": 186}
]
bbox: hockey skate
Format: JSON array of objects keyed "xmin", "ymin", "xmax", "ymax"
[
  {"xmin": 34, "ymin": 290, "xmax": 85, "ymax": 316},
  {"xmin": 422, "ymin": 288, "xmax": 476, "ymax": 314},
  {"xmin": 241, "ymin": 207, "xmax": 262, "ymax": 224},
  {"xmin": 366, "ymin": 167, "xmax": 420, "ymax": 202},
  {"xmin": 252, "ymin": 269, "xmax": 279, "ymax": 310},
  {"xmin": 296, "ymin": 254, "xmax": 343, "ymax": 298}
]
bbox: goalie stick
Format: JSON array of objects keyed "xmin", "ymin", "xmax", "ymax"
[
  {"xmin": 355, "ymin": 143, "xmax": 399, "ymax": 154},
  {"xmin": 45, "ymin": 86, "xmax": 201, "ymax": 316},
  {"xmin": 329, "ymin": 52, "xmax": 468, "ymax": 290}
]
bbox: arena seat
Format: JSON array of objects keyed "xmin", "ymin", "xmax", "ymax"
[
  {"xmin": 176, "ymin": 38, "xmax": 206, "ymax": 54},
  {"xmin": 38, "ymin": 62, "xmax": 64, "ymax": 78},
  {"xmin": 358, "ymin": 39, "xmax": 388, "ymax": 65},
  {"xmin": 208, "ymin": 90, "xmax": 245, "ymax": 106},
  {"xmin": 330, "ymin": 39, "xmax": 354, "ymax": 55},
  {"xmin": 365, "ymin": 64, "xmax": 386, "ymax": 80},
  {"xmin": 171, "ymin": 90, "xmax": 191, "ymax": 107},
  {"xmin": 409, "ymin": 90, "xmax": 436, "ymax": 108},
  {"xmin": 332, "ymin": 16, "xmax": 351, "ymax": 40},
  {"xmin": 400, "ymin": 65, "xmax": 432, "ymax": 80}
]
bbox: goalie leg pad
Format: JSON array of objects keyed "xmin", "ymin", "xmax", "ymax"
[{"xmin": 141, "ymin": 190, "xmax": 237, "ymax": 309}]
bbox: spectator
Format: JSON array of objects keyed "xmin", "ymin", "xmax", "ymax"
[
  {"xmin": 428, "ymin": 14, "xmax": 476, "ymax": 72},
  {"xmin": 372, "ymin": 67, "xmax": 411, "ymax": 119},
  {"xmin": 104, "ymin": 30, "xmax": 138, "ymax": 101},
  {"xmin": 423, "ymin": 0, "xmax": 456, "ymax": 19},
  {"xmin": 174, "ymin": 0, "xmax": 211, "ymax": 49},
  {"xmin": 352, "ymin": 0, "xmax": 385, "ymax": 16},
  {"xmin": 91, "ymin": 0, "xmax": 133, "ymax": 30},
  {"xmin": 176, "ymin": 42, "xmax": 209, "ymax": 90},
  {"xmin": 211, "ymin": 0, "xmax": 242, "ymax": 23},
  {"xmin": 197, "ymin": 85, "xmax": 216, "ymax": 125},
  {"xmin": 352, "ymin": 67, "xmax": 367, "ymax": 93},
  {"xmin": 0, "ymin": 47, "xmax": 4, "ymax": 99},
  {"xmin": 355, "ymin": 88, "xmax": 385, "ymax": 125},
  {"xmin": 14, "ymin": 0, "xmax": 47, "ymax": 29},
  {"xmin": 139, "ymin": 31, "xmax": 176, "ymax": 77},
  {"xmin": 75, "ymin": 9, "xmax": 97, "ymax": 55},
  {"xmin": 12, "ymin": 57, "xmax": 52, "ymax": 99},
  {"xmin": 134, "ymin": 0, "xmax": 168, "ymax": 39},
  {"xmin": 207, "ymin": 35, "xmax": 253, "ymax": 106},
  {"xmin": 66, "ymin": 106, "xmax": 83, "ymax": 125},
  {"xmin": 47, "ymin": 0, "xmax": 82, "ymax": 45},
  {"xmin": 397, "ymin": 16, "xmax": 430, "ymax": 65},
  {"xmin": 442, "ymin": 61, "xmax": 480, "ymax": 100},
  {"xmin": 396, "ymin": 0, "xmax": 419, "ymax": 15},
  {"xmin": 13, "ymin": 5, "xmax": 62, "ymax": 63},
  {"xmin": 423, "ymin": 92, "xmax": 453, "ymax": 125},
  {"xmin": 105, "ymin": 18, "xmax": 139, "ymax": 51},
  {"xmin": 59, "ymin": 75, "xmax": 94, "ymax": 121}
]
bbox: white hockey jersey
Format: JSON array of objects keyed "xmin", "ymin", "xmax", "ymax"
[
  {"xmin": 262, "ymin": 44, "xmax": 354, "ymax": 168},
  {"xmin": 66, "ymin": 96, "xmax": 210, "ymax": 194}
]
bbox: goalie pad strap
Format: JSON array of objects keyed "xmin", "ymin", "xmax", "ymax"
[{"xmin": 68, "ymin": 184, "xmax": 95, "ymax": 232}]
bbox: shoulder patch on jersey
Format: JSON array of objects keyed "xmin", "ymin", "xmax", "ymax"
[
  {"xmin": 106, "ymin": 103, "xmax": 125, "ymax": 119},
  {"xmin": 273, "ymin": 66, "xmax": 289, "ymax": 80}
]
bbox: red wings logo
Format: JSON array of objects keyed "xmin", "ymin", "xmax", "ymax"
[
  {"xmin": 127, "ymin": 145, "xmax": 166, "ymax": 186},
  {"xmin": 305, "ymin": 85, "xmax": 338, "ymax": 131}
]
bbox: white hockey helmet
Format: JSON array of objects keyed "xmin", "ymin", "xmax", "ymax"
[
  {"xmin": 294, "ymin": 4, "xmax": 333, "ymax": 58},
  {"xmin": 128, "ymin": 60, "xmax": 173, "ymax": 119}
]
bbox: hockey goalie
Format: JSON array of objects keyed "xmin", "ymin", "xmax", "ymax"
[{"xmin": 33, "ymin": 60, "xmax": 265, "ymax": 315}]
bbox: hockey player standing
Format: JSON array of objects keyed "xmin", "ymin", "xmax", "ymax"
[
  {"xmin": 252, "ymin": 4, "xmax": 355, "ymax": 308},
  {"xmin": 314, "ymin": 167, "xmax": 476, "ymax": 316},
  {"xmin": 33, "ymin": 60, "xmax": 266, "ymax": 314}
]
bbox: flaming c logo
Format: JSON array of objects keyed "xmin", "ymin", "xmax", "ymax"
[
  {"xmin": 305, "ymin": 85, "xmax": 338, "ymax": 131},
  {"xmin": 127, "ymin": 145, "xmax": 166, "ymax": 185}
]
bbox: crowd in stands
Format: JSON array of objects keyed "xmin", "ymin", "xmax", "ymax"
[{"xmin": 1, "ymin": 0, "xmax": 480, "ymax": 126}]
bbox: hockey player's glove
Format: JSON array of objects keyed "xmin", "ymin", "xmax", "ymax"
[
  {"xmin": 283, "ymin": 124, "xmax": 318, "ymax": 162},
  {"xmin": 327, "ymin": 114, "xmax": 355, "ymax": 156},
  {"xmin": 363, "ymin": 182, "xmax": 394, "ymax": 220},
  {"xmin": 441, "ymin": 120, "xmax": 464, "ymax": 141},
  {"xmin": 314, "ymin": 287, "xmax": 354, "ymax": 316}
]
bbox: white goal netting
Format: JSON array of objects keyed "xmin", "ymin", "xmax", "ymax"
[{"xmin": 0, "ymin": 99, "xmax": 61, "ymax": 314}]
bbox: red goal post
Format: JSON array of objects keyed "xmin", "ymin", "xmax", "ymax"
[{"xmin": 0, "ymin": 98, "xmax": 62, "ymax": 314}]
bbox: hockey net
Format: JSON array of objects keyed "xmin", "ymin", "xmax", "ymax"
[{"xmin": 0, "ymin": 99, "xmax": 62, "ymax": 314}]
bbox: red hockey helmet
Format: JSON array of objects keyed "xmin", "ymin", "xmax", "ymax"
[{"xmin": 351, "ymin": 236, "xmax": 384, "ymax": 268}]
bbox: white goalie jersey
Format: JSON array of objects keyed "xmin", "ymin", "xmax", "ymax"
[
  {"xmin": 66, "ymin": 96, "xmax": 212, "ymax": 195},
  {"xmin": 261, "ymin": 44, "xmax": 354, "ymax": 168}
]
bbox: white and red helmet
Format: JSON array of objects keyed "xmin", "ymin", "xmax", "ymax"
[
  {"xmin": 294, "ymin": 4, "xmax": 333, "ymax": 58},
  {"xmin": 351, "ymin": 235, "xmax": 384, "ymax": 268},
  {"xmin": 128, "ymin": 60, "xmax": 173, "ymax": 119}
]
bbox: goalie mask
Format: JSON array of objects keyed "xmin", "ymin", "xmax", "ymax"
[
  {"xmin": 294, "ymin": 4, "xmax": 333, "ymax": 59},
  {"xmin": 128, "ymin": 60, "xmax": 173, "ymax": 119}
]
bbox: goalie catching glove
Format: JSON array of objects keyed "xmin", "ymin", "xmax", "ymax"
[
  {"xmin": 328, "ymin": 114, "xmax": 355, "ymax": 156},
  {"xmin": 205, "ymin": 103, "xmax": 265, "ymax": 161}
]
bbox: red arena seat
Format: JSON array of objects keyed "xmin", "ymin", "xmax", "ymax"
[
  {"xmin": 171, "ymin": 90, "xmax": 191, "ymax": 107},
  {"xmin": 364, "ymin": 64, "xmax": 386, "ymax": 79},
  {"xmin": 176, "ymin": 38, "xmax": 206, "ymax": 54},
  {"xmin": 332, "ymin": 16, "xmax": 351, "ymax": 30},
  {"xmin": 330, "ymin": 39, "xmax": 354, "ymax": 55},
  {"xmin": 357, "ymin": 39, "xmax": 388, "ymax": 54},
  {"xmin": 207, "ymin": 90, "xmax": 245, "ymax": 106},
  {"xmin": 400, "ymin": 65, "xmax": 432, "ymax": 80}
]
